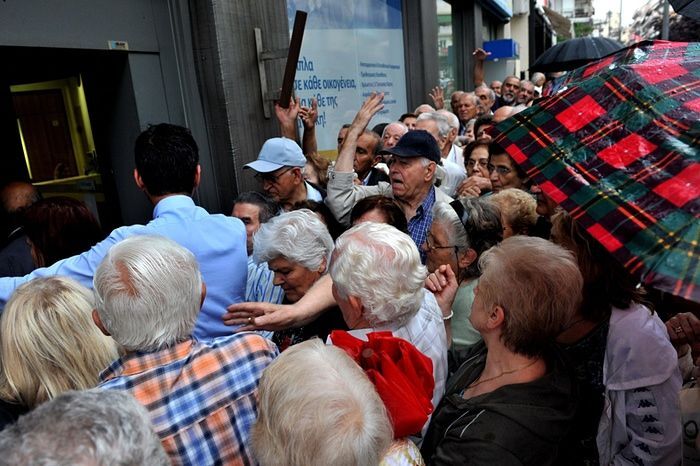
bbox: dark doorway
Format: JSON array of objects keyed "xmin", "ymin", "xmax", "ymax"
[{"xmin": 0, "ymin": 46, "xmax": 130, "ymax": 231}]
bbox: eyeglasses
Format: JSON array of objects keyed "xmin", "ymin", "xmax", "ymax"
[
  {"xmin": 466, "ymin": 159, "xmax": 489, "ymax": 168},
  {"xmin": 425, "ymin": 234, "xmax": 457, "ymax": 252},
  {"xmin": 487, "ymin": 164, "xmax": 512, "ymax": 175},
  {"xmin": 254, "ymin": 168, "xmax": 293, "ymax": 184}
]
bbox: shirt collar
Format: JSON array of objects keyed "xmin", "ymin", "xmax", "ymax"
[
  {"xmin": 99, "ymin": 338, "xmax": 196, "ymax": 381},
  {"xmin": 152, "ymin": 195, "xmax": 194, "ymax": 218}
]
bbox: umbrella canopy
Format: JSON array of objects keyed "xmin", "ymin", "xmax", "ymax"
[
  {"xmin": 670, "ymin": 0, "xmax": 700, "ymax": 20},
  {"xmin": 530, "ymin": 36, "xmax": 625, "ymax": 73},
  {"xmin": 496, "ymin": 40, "xmax": 700, "ymax": 303}
]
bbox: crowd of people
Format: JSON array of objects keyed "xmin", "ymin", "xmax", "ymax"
[{"xmin": 0, "ymin": 49, "xmax": 694, "ymax": 466}]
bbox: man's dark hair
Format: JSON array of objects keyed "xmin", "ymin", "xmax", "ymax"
[
  {"xmin": 399, "ymin": 113, "xmax": 417, "ymax": 122},
  {"xmin": 134, "ymin": 124, "xmax": 199, "ymax": 197},
  {"xmin": 233, "ymin": 191, "xmax": 279, "ymax": 224},
  {"xmin": 361, "ymin": 129, "xmax": 382, "ymax": 156}
]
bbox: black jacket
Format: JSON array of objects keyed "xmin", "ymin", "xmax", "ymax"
[
  {"xmin": 364, "ymin": 167, "xmax": 389, "ymax": 186},
  {"xmin": 421, "ymin": 342, "xmax": 577, "ymax": 466}
]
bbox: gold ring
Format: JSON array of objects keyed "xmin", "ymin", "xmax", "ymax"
[{"xmin": 676, "ymin": 326, "xmax": 684, "ymax": 333}]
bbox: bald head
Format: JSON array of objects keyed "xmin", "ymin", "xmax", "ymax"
[
  {"xmin": 1, "ymin": 182, "xmax": 39, "ymax": 214},
  {"xmin": 492, "ymin": 106, "xmax": 513, "ymax": 124}
]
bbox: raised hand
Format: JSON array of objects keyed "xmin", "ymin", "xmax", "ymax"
[
  {"xmin": 274, "ymin": 96, "xmax": 301, "ymax": 139},
  {"xmin": 429, "ymin": 86, "xmax": 445, "ymax": 110},
  {"xmin": 299, "ymin": 97, "xmax": 318, "ymax": 130},
  {"xmin": 473, "ymin": 48, "xmax": 491, "ymax": 61},
  {"xmin": 424, "ymin": 263, "xmax": 459, "ymax": 318}
]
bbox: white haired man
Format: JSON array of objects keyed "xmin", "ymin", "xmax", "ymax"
[
  {"xmin": 475, "ymin": 85, "xmax": 496, "ymax": 117},
  {"xmin": 326, "ymin": 93, "xmax": 453, "ymax": 263},
  {"xmin": 93, "ymin": 235, "xmax": 277, "ymax": 465},
  {"xmin": 456, "ymin": 92, "xmax": 479, "ymax": 136},
  {"xmin": 436, "ymin": 109, "xmax": 465, "ymax": 169},
  {"xmin": 381, "ymin": 121, "xmax": 408, "ymax": 151},
  {"xmin": 415, "ymin": 112, "xmax": 466, "ymax": 198},
  {"xmin": 330, "ymin": 222, "xmax": 448, "ymax": 414},
  {"xmin": 0, "ymin": 390, "xmax": 168, "ymax": 466}
]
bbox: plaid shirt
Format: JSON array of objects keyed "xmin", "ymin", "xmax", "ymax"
[
  {"xmin": 408, "ymin": 187, "xmax": 436, "ymax": 264},
  {"xmin": 99, "ymin": 333, "xmax": 278, "ymax": 465}
]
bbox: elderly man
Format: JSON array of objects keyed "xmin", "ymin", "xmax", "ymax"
[
  {"xmin": 517, "ymin": 80, "xmax": 536, "ymax": 106},
  {"xmin": 330, "ymin": 222, "xmax": 448, "ymax": 412},
  {"xmin": 326, "ymin": 93, "xmax": 452, "ymax": 262},
  {"xmin": 0, "ymin": 390, "xmax": 169, "ymax": 466},
  {"xmin": 353, "ymin": 129, "xmax": 388, "ymax": 186},
  {"xmin": 94, "ymin": 235, "xmax": 277, "ymax": 465},
  {"xmin": 456, "ymin": 92, "xmax": 479, "ymax": 136},
  {"xmin": 232, "ymin": 191, "xmax": 283, "ymax": 304},
  {"xmin": 381, "ymin": 121, "xmax": 408, "ymax": 151},
  {"xmin": 416, "ymin": 112, "xmax": 466, "ymax": 197},
  {"xmin": 473, "ymin": 48, "xmax": 519, "ymax": 107},
  {"xmin": 436, "ymin": 109, "xmax": 465, "ymax": 168},
  {"xmin": 244, "ymin": 137, "xmax": 323, "ymax": 210},
  {"xmin": 475, "ymin": 85, "xmax": 496, "ymax": 117},
  {"xmin": 0, "ymin": 124, "xmax": 248, "ymax": 340},
  {"xmin": 490, "ymin": 80, "xmax": 502, "ymax": 96}
]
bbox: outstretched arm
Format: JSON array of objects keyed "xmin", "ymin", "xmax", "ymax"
[{"xmin": 223, "ymin": 274, "xmax": 335, "ymax": 331}]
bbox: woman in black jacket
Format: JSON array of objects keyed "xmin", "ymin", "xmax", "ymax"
[{"xmin": 421, "ymin": 236, "xmax": 582, "ymax": 465}]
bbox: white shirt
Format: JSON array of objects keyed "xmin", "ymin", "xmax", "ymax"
[
  {"xmin": 445, "ymin": 144, "xmax": 465, "ymax": 173},
  {"xmin": 438, "ymin": 158, "xmax": 467, "ymax": 198}
]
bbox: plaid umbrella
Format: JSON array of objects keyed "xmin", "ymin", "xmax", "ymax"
[{"xmin": 495, "ymin": 40, "xmax": 700, "ymax": 303}]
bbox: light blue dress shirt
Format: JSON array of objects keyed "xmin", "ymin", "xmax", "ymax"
[{"xmin": 0, "ymin": 195, "xmax": 248, "ymax": 340}]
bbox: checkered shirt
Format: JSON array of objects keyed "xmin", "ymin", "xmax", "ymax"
[
  {"xmin": 99, "ymin": 333, "xmax": 278, "ymax": 465},
  {"xmin": 408, "ymin": 186, "xmax": 436, "ymax": 264}
]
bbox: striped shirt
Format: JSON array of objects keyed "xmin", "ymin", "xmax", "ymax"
[
  {"xmin": 99, "ymin": 334, "xmax": 278, "ymax": 465},
  {"xmin": 246, "ymin": 256, "xmax": 284, "ymax": 304}
]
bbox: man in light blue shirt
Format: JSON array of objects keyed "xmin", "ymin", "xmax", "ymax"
[{"xmin": 0, "ymin": 123, "xmax": 248, "ymax": 340}]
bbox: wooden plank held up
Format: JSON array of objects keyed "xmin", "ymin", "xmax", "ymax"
[{"xmin": 278, "ymin": 10, "xmax": 307, "ymax": 108}]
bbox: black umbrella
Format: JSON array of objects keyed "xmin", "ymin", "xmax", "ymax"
[
  {"xmin": 670, "ymin": 0, "xmax": 700, "ymax": 19},
  {"xmin": 530, "ymin": 37, "xmax": 624, "ymax": 72}
]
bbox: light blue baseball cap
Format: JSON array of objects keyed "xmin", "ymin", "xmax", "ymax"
[{"xmin": 244, "ymin": 137, "xmax": 306, "ymax": 173}]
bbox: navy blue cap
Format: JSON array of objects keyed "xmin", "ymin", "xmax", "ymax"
[{"xmin": 379, "ymin": 130, "xmax": 441, "ymax": 163}]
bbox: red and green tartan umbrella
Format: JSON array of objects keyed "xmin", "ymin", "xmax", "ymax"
[{"xmin": 495, "ymin": 40, "xmax": 700, "ymax": 303}]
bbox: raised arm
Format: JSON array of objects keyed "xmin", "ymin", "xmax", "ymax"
[
  {"xmin": 334, "ymin": 92, "xmax": 385, "ymax": 173},
  {"xmin": 473, "ymin": 48, "xmax": 490, "ymax": 88},
  {"xmin": 429, "ymin": 86, "xmax": 445, "ymax": 110},
  {"xmin": 299, "ymin": 97, "xmax": 318, "ymax": 155},
  {"xmin": 274, "ymin": 96, "xmax": 301, "ymax": 140}
]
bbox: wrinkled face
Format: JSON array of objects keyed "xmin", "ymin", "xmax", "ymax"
[
  {"xmin": 268, "ymin": 256, "xmax": 323, "ymax": 303},
  {"xmin": 475, "ymin": 87, "xmax": 494, "ymax": 112},
  {"xmin": 415, "ymin": 119, "xmax": 445, "ymax": 152},
  {"xmin": 382, "ymin": 124, "xmax": 407, "ymax": 150},
  {"xmin": 490, "ymin": 81, "xmax": 502, "ymax": 96},
  {"xmin": 489, "ymin": 153, "xmax": 526, "ymax": 193},
  {"xmin": 501, "ymin": 77, "xmax": 520, "ymax": 104},
  {"xmin": 232, "ymin": 202, "xmax": 261, "ymax": 255},
  {"xmin": 402, "ymin": 116, "xmax": 417, "ymax": 130},
  {"xmin": 388, "ymin": 156, "xmax": 434, "ymax": 204},
  {"xmin": 531, "ymin": 183, "xmax": 559, "ymax": 218},
  {"xmin": 337, "ymin": 127, "xmax": 349, "ymax": 152},
  {"xmin": 258, "ymin": 167, "xmax": 299, "ymax": 204},
  {"xmin": 353, "ymin": 133, "xmax": 379, "ymax": 179},
  {"xmin": 518, "ymin": 83, "xmax": 535, "ymax": 104},
  {"xmin": 466, "ymin": 145, "xmax": 490, "ymax": 178},
  {"xmin": 457, "ymin": 94, "xmax": 478, "ymax": 122},
  {"xmin": 422, "ymin": 221, "xmax": 457, "ymax": 274}
]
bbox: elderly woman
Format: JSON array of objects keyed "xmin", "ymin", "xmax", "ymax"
[
  {"xmin": 456, "ymin": 141, "xmax": 492, "ymax": 198},
  {"xmin": 423, "ymin": 199, "xmax": 502, "ymax": 360},
  {"xmin": 488, "ymin": 188, "xmax": 537, "ymax": 238},
  {"xmin": 421, "ymin": 236, "xmax": 582, "ymax": 464},
  {"xmin": 0, "ymin": 277, "xmax": 118, "ymax": 429},
  {"xmin": 253, "ymin": 209, "xmax": 345, "ymax": 349},
  {"xmin": 252, "ymin": 339, "xmax": 423, "ymax": 466},
  {"xmin": 330, "ymin": 222, "xmax": 448, "ymax": 416},
  {"xmin": 551, "ymin": 211, "xmax": 681, "ymax": 465}
]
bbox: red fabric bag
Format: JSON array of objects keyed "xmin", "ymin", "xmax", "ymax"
[{"xmin": 330, "ymin": 330, "xmax": 434, "ymax": 438}]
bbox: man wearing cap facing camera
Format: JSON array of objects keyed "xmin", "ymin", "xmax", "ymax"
[
  {"xmin": 244, "ymin": 137, "xmax": 324, "ymax": 211},
  {"xmin": 326, "ymin": 93, "xmax": 453, "ymax": 262}
]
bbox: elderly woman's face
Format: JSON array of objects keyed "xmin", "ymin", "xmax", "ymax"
[
  {"xmin": 422, "ymin": 222, "xmax": 458, "ymax": 274},
  {"xmin": 268, "ymin": 256, "xmax": 324, "ymax": 303}
]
